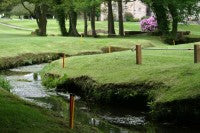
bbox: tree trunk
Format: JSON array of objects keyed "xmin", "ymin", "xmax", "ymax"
[
  {"xmin": 107, "ymin": 0, "xmax": 115, "ymax": 36},
  {"xmin": 168, "ymin": 4, "xmax": 178, "ymax": 39},
  {"xmin": 118, "ymin": 0, "xmax": 124, "ymax": 36},
  {"xmin": 84, "ymin": 11, "xmax": 88, "ymax": 36},
  {"xmin": 91, "ymin": 6, "xmax": 97, "ymax": 37},
  {"xmin": 151, "ymin": 2, "xmax": 169, "ymax": 35},
  {"xmin": 88, "ymin": 13, "xmax": 91, "ymax": 21},
  {"xmin": 55, "ymin": 0, "xmax": 68, "ymax": 36},
  {"xmin": 35, "ymin": 4, "xmax": 47, "ymax": 36},
  {"xmin": 57, "ymin": 9, "xmax": 68, "ymax": 36},
  {"xmin": 68, "ymin": 10, "xmax": 80, "ymax": 36}
]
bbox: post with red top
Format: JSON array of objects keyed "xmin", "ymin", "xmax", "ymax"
[
  {"xmin": 136, "ymin": 45, "xmax": 142, "ymax": 65},
  {"xmin": 69, "ymin": 94, "xmax": 75, "ymax": 129},
  {"xmin": 194, "ymin": 44, "xmax": 200, "ymax": 63},
  {"xmin": 62, "ymin": 53, "xmax": 65, "ymax": 68}
]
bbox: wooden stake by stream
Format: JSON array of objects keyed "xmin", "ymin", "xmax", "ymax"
[
  {"xmin": 62, "ymin": 53, "xmax": 65, "ymax": 68},
  {"xmin": 69, "ymin": 94, "xmax": 75, "ymax": 129},
  {"xmin": 136, "ymin": 45, "xmax": 142, "ymax": 65},
  {"xmin": 194, "ymin": 44, "xmax": 200, "ymax": 63}
]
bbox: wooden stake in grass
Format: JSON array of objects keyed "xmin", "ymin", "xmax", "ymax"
[
  {"xmin": 80, "ymin": 34, "xmax": 83, "ymax": 45},
  {"xmin": 173, "ymin": 40, "xmax": 176, "ymax": 45},
  {"xmin": 109, "ymin": 46, "xmax": 111, "ymax": 53},
  {"xmin": 194, "ymin": 44, "xmax": 200, "ymax": 63},
  {"xmin": 136, "ymin": 45, "xmax": 142, "ymax": 65},
  {"xmin": 69, "ymin": 94, "xmax": 75, "ymax": 129},
  {"xmin": 62, "ymin": 53, "xmax": 65, "ymax": 68}
]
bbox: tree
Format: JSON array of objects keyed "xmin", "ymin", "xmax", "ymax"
[
  {"xmin": 75, "ymin": 0, "xmax": 101, "ymax": 37},
  {"xmin": 143, "ymin": 0, "xmax": 200, "ymax": 39},
  {"xmin": 54, "ymin": 0, "xmax": 68, "ymax": 36},
  {"xmin": 10, "ymin": 2, "xmax": 34, "ymax": 18},
  {"xmin": 74, "ymin": 0, "xmax": 89, "ymax": 36},
  {"xmin": 150, "ymin": 0, "xmax": 170, "ymax": 35},
  {"xmin": 90, "ymin": 4, "xmax": 97, "ymax": 37},
  {"xmin": 117, "ymin": 0, "xmax": 124, "ymax": 36},
  {"xmin": 168, "ymin": 0, "xmax": 200, "ymax": 39},
  {"xmin": 90, "ymin": 0, "xmax": 101, "ymax": 37},
  {"xmin": 21, "ymin": 0, "xmax": 51, "ymax": 36},
  {"xmin": 0, "ymin": 0, "xmax": 20, "ymax": 17},
  {"xmin": 68, "ymin": 0, "xmax": 80, "ymax": 36},
  {"xmin": 107, "ymin": 0, "xmax": 115, "ymax": 36}
]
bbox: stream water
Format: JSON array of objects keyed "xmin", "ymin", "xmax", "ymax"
[{"xmin": 1, "ymin": 64, "xmax": 200, "ymax": 133}]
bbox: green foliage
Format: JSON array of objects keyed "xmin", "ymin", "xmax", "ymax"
[
  {"xmin": 143, "ymin": 0, "xmax": 200, "ymax": 37},
  {"xmin": 10, "ymin": 2, "xmax": 34, "ymax": 16},
  {"xmin": 0, "ymin": 0, "xmax": 20, "ymax": 16},
  {"xmin": 124, "ymin": 12, "xmax": 140, "ymax": 22},
  {"xmin": 53, "ymin": 0, "xmax": 69, "ymax": 36},
  {"xmin": 124, "ymin": 12, "xmax": 134, "ymax": 22},
  {"xmin": 33, "ymin": 73, "xmax": 38, "ymax": 80},
  {"xmin": 0, "ymin": 76, "xmax": 11, "ymax": 91},
  {"xmin": 42, "ymin": 74, "xmax": 68, "ymax": 88}
]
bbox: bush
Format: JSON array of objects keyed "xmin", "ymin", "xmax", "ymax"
[
  {"xmin": 125, "ymin": 12, "xmax": 134, "ymax": 22},
  {"xmin": 141, "ymin": 16, "xmax": 149, "ymax": 20},
  {"xmin": 140, "ymin": 16, "xmax": 158, "ymax": 32},
  {"xmin": 0, "ymin": 76, "xmax": 12, "ymax": 91},
  {"xmin": 132, "ymin": 18, "xmax": 140, "ymax": 22}
]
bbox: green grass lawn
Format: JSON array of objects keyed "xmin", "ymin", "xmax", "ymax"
[
  {"xmin": 0, "ymin": 19, "xmax": 141, "ymax": 34},
  {"xmin": 42, "ymin": 50, "xmax": 200, "ymax": 103},
  {"xmin": 0, "ymin": 88, "xmax": 67, "ymax": 132},
  {"xmin": 0, "ymin": 19, "xmax": 200, "ymax": 123},
  {"xmin": 0, "ymin": 19, "xmax": 199, "ymax": 58},
  {"xmin": 0, "ymin": 19, "xmax": 200, "ymax": 103},
  {"xmin": 0, "ymin": 76, "xmax": 100, "ymax": 132}
]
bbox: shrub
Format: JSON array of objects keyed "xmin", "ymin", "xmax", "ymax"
[
  {"xmin": 0, "ymin": 76, "xmax": 12, "ymax": 91},
  {"xmin": 132, "ymin": 18, "xmax": 140, "ymax": 22},
  {"xmin": 124, "ymin": 12, "xmax": 134, "ymax": 22},
  {"xmin": 141, "ymin": 16, "xmax": 149, "ymax": 20},
  {"xmin": 140, "ymin": 16, "xmax": 158, "ymax": 32}
]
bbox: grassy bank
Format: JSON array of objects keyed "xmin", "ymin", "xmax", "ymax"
[
  {"xmin": 0, "ymin": 19, "xmax": 200, "ymax": 124},
  {"xmin": 41, "ymin": 49, "xmax": 200, "ymax": 123},
  {"xmin": 0, "ymin": 53, "xmax": 62, "ymax": 70},
  {"xmin": 0, "ymin": 76, "xmax": 101, "ymax": 132}
]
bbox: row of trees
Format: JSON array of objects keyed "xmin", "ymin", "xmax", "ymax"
[
  {"xmin": 1, "ymin": 0, "xmax": 199, "ymax": 39},
  {"xmin": 143, "ymin": 0, "xmax": 199, "ymax": 39}
]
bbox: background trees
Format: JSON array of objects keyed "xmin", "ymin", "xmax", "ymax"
[
  {"xmin": 10, "ymin": 2, "xmax": 34, "ymax": 19},
  {"xmin": 0, "ymin": 0, "xmax": 20, "ymax": 17},
  {"xmin": 21, "ymin": 0, "xmax": 53, "ymax": 36},
  {"xmin": 1, "ymin": 0, "xmax": 199, "ymax": 39},
  {"xmin": 54, "ymin": 0, "xmax": 69, "ymax": 36},
  {"xmin": 143, "ymin": 0, "xmax": 200, "ymax": 39}
]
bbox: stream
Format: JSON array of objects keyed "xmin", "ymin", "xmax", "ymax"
[{"xmin": 1, "ymin": 64, "xmax": 200, "ymax": 133}]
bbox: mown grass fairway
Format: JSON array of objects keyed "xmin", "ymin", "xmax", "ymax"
[
  {"xmin": 0, "ymin": 18, "xmax": 200, "ymax": 128},
  {"xmin": 0, "ymin": 19, "xmax": 199, "ymax": 58},
  {"xmin": 42, "ymin": 49, "xmax": 200, "ymax": 103},
  {"xmin": 0, "ymin": 19, "xmax": 200, "ymax": 104}
]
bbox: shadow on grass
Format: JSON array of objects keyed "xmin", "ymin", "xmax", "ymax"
[{"xmin": 0, "ymin": 33, "xmax": 39, "ymax": 38}]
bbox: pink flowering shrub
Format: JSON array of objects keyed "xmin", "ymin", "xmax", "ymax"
[{"xmin": 140, "ymin": 16, "xmax": 158, "ymax": 32}]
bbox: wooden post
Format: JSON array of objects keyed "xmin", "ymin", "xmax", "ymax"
[
  {"xmin": 194, "ymin": 45, "xmax": 200, "ymax": 63},
  {"xmin": 62, "ymin": 53, "xmax": 65, "ymax": 68},
  {"xmin": 80, "ymin": 34, "xmax": 83, "ymax": 45},
  {"xmin": 136, "ymin": 45, "xmax": 142, "ymax": 64},
  {"xmin": 109, "ymin": 46, "xmax": 111, "ymax": 53},
  {"xmin": 69, "ymin": 94, "xmax": 75, "ymax": 129}
]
